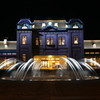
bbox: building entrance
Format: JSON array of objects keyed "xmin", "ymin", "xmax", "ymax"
[{"xmin": 34, "ymin": 55, "xmax": 67, "ymax": 69}]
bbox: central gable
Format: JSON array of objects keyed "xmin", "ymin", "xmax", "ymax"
[{"xmin": 41, "ymin": 25, "xmax": 58, "ymax": 31}]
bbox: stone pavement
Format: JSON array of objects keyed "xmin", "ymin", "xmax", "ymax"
[{"xmin": 0, "ymin": 79, "xmax": 100, "ymax": 100}]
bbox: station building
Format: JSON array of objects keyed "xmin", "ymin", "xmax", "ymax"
[{"xmin": 0, "ymin": 18, "xmax": 100, "ymax": 69}]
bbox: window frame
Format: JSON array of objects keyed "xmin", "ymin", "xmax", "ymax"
[
  {"xmin": 22, "ymin": 36, "xmax": 27, "ymax": 44},
  {"xmin": 74, "ymin": 36, "xmax": 78, "ymax": 44},
  {"xmin": 58, "ymin": 37, "xmax": 65, "ymax": 45},
  {"xmin": 36, "ymin": 37, "xmax": 42, "ymax": 45},
  {"xmin": 47, "ymin": 37, "xmax": 54, "ymax": 45}
]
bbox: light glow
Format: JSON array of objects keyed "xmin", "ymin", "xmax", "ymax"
[
  {"xmin": 54, "ymin": 23, "xmax": 58, "ymax": 27},
  {"xmin": 48, "ymin": 22, "xmax": 52, "ymax": 25},
  {"xmin": 4, "ymin": 39, "xmax": 7, "ymax": 44},
  {"xmin": 92, "ymin": 43, "xmax": 96, "ymax": 48},
  {"xmin": 22, "ymin": 26, "xmax": 28, "ymax": 29},
  {"xmin": 42, "ymin": 23, "xmax": 46, "ymax": 27},
  {"xmin": 4, "ymin": 44, "xmax": 8, "ymax": 48},
  {"xmin": 73, "ymin": 25, "xmax": 79, "ymax": 28}
]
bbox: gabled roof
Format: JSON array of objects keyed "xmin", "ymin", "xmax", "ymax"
[
  {"xmin": 68, "ymin": 19, "xmax": 83, "ymax": 24},
  {"xmin": 41, "ymin": 25, "xmax": 58, "ymax": 31},
  {"xmin": 17, "ymin": 18, "xmax": 33, "ymax": 24}
]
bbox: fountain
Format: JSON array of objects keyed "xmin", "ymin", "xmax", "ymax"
[{"xmin": 0, "ymin": 57, "xmax": 100, "ymax": 81}]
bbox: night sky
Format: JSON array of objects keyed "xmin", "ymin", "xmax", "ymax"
[{"xmin": 0, "ymin": 1, "xmax": 99, "ymax": 40}]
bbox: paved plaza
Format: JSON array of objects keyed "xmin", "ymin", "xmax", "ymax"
[{"xmin": 0, "ymin": 79, "xmax": 100, "ymax": 100}]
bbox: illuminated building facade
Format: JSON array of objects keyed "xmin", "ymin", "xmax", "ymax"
[{"xmin": 0, "ymin": 18, "xmax": 100, "ymax": 69}]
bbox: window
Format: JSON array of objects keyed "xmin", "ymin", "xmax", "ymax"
[
  {"xmin": 85, "ymin": 52, "xmax": 89, "ymax": 54},
  {"xmin": 90, "ymin": 52, "xmax": 94, "ymax": 54},
  {"xmin": 22, "ymin": 36, "xmax": 27, "ymax": 44},
  {"xmin": 92, "ymin": 43, "xmax": 96, "ymax": 48},
  {"xmin": 48, "ymin": 22, "xmax": 52, "ymax": 25},
  {"xmin": 54, "ymin": 23, "xmax": 58, "ymax": 27},
  {"xmin": 32, "ymin": 25, "xmax": 35, "ymax": 28},
  {"xmin": 4, "ymin": 44, "xmax": 8, "ymax": 48},
  {"xmin": 22, "ymin": 54, "xmax": 26, "ymax": 61},
  {"xmin": 73, "ymin": 25, "xmax": 79, "ymax": 28},
  {"xmin": 41, "ymin": 61, "xmax": 48, "ymax": 67},
  {"xmin": 4, "ymin": 39, "xmax": 7, "ymax": 44},
  {"xmin": 74, "ymin": 36, "xmax": 78, "ymax": 44},
  {"xmin": 95, "ymin": 52, "xmax": 99, "ymax": 54},
  {"xmin": 12, "ymin": 53, "xmax": 16, "ymax": 55},
  {"xmin": 22, "ymin": 25, "xmax": 28, "ymax": 29},
  {"xmin": 2, "ymin": 53, "xmax": 7, "ymax": 55},
  {"xmin": 7, "ymin": 53, "xmax": 11, "ymax": 55},
  {"xmin": 47, "ymin": 37, "xmax": 54, "ymax": 45},
  {"xmin": 58, "ymin": 37, "xmax": 65, "ymax": 45},
  {"xmin": 42, "ymin": 23, "xmax": 46, "ymax": 27},
  {"xmin": 90, "ymin": 58, "xmax": 96, "ymax": 67},
  {"xmin": 36, "ymin": 37, "xmax": 42, "ymax": 45},
  {"xmin": 65, "ymin": 24, "xmax": 68, "ymax": 28}
]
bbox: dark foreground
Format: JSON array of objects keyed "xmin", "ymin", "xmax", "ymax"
[{"xmin": 0, "ymin": 79, "xmax": 100, "ymax": 100}]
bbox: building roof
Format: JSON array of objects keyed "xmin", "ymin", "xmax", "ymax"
[
  {"xmin": 17, "ymin": 18, "xmax": 33, "ymax": 24},
  {"xmin": 68, "ymin": 19, "xmax": 83, "ymax": 24}
]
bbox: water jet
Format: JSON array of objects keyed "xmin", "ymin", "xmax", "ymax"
[{"xmin": 0, "ymin": 57, "xmax": 100, "ymax": 81}]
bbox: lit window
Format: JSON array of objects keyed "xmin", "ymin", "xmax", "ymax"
[
  {"xmin": 41, "ymin": 58, "xmax": 45, "ymax": 60},
  {"xmin": 36, "ymin": 37, "xmax": 42, "ymax": 45},
  {"xmin": 41, "ymin": 61, "xmax": 48, "ymax": 67},
  {"xmin": 95, "ymin": 52, "xmax": 99, "ymax": 54},
  {"xmin": 12, "ymin": 53, "xmax": 16, "ymax": 55},
  {"xmin": 22, "ymin": 26, "xmax": 28, "ymax": 29},
  {"xmin": 32, "ymin": 25, "xmax": 35, "ymax": 28},
  {"xmin": 47, "ymin": 37, "xmax": 54, "ymax": 45},
  {"xmin": 42, "ymin": 23, "xmax": 46, "ymax": 27},
  {"xmin": 48, "ymin": 22, "xmax": 52, "ymax": 25},
  {"xmin": 22, "ymin": 36, "xmax": 27, "ymax": 44},
  {"xmin": 22, "ymin": 54, "xmax": 26, "ymax": 61},
  {"xmin": 50, "ymin": 58, "xmax": 54, "ymax": 60},
  {"xmin": 92, "ymin": 43, "xmax": 96, "ymax": 48},
  {"xmin": 2, "ymin": 53, "xmax": 7, "ymax": 55},
  {"xmin": 4, "ymin": 39, "xmax": 7, "ymax": 44},
  {"xmin": 90, "ymin": 58, "xmax": 93, "ymax": 66},
  {"xmin": 90, "ymin": 58, "xmax": 96, "ymax": 67},
  {"xmin": 90, "ymin": 52, "xmax": 94, "ymax": 54},
  {"xmin": 55, "ymin": 58, "xmax": 59, "ymax": 60},
  {"xmin": 85, "ymin": 52, "xmax": 89, "ymax": 54},
  {"xmin": 54, "ymin": 23, "xmax": 58, "ymax": 27},
  {"xmin": 7, "ymin": 53, "xmax": 11, "ymax": 55},
  {"xmin": 4, "ymin": 44, "xmax": 8, "ymax": 48},
  {"xmin": 74, "ymin": 36, "xmax": 78, "ymax": 44},
  {"xmin": 65, "ymin": 25, "xmax": 68, "ymax": 28},
  {"xmin": 58, "ymin": 37, "xmax": 65, "ymax": 45},
  {"xmin": 92, "ymin": 58, "xmax": 96, "ymax": 66},
  {"xmin": 46, "ymin": 58, "xmax": 49, "ymax": 60},
  {"xmin": 73, "ymin": 25, "xmax": 79, "ymax": 28}
]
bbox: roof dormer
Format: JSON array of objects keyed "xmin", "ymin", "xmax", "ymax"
[
  {"xmin": 17, "ymin": 18, "xmax": 33, "ymax": 29},
  {"xmin": 68, "ymin": 19, "xmax": 83, "ymax": 28}
]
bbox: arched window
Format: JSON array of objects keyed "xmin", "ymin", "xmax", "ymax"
[
  {"xmin": 74, "ymin": 36, "xmax": 78, "ymax": 44},
  {"xmin": 22, "ymin": 26, "xmax": 28, "ymax": 29},
  {"xmin": 22, "ymin": 36, "xmax": 27, "ymax": 44},
  {"xmin": 73, "ymin": 24, "xmax": 79, "ymax": 28},
  {"xmin": 58, "ymin": 37, "xmax": 65, "ymax": 45},
  {"xmin": 22, "ymin": 24, "xmax": 28, "ymax": 29}
]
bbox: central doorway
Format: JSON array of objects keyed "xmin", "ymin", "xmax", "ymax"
[{"xmin": 34, "ymin": 55, "xmax": 67, "ymax": 69}]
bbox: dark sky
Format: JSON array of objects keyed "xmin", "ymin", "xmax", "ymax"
[{"xmin": 0, "ymin": 0, "xmax": 99, "ymax": 40}]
